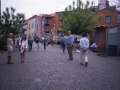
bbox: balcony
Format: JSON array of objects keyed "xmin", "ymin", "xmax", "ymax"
[
  {"xmin": 59, "ymin": 17, "xmax": 62, "ymax": 21},
  {"xmin": 44, "ymin": 20, "xmax": 49, "ymax": 24}
]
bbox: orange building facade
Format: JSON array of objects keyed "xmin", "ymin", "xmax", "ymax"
[{"xmin": 90, "ymin": 8, "xmax": 120, "ymax": 46}]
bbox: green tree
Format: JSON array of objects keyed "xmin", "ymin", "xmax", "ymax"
[
  {"xmin": 61, "ymin": 0, "xmax": 101, "ymax": 34},
  {"xmin": 0, "ymin": 7, "xmax": 26, "ymax": 35}
]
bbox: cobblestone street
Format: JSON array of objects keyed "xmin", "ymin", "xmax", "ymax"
[{"xmin": 0, "ymin": 44, "xmax": 120, "ymax": 90}]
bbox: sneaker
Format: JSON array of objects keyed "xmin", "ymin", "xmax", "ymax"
[
  {"xmin": 68, "ymin": 59, "xmax": 73, "ymax": 60},
  {"xmin": 85, "ymin": 62, "xmax": 88, "ymax": 66}
]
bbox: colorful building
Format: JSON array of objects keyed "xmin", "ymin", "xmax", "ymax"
[
  {"xmin": 92, "ymin": 8, "xmax": 120, "ymax": 55},
  {"xmin": 26, "ymin": 15, "xmax": 42, "ymax": 38}
]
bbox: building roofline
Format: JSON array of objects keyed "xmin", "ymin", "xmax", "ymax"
[
  {"xmin": 98, "ymin": 8, "xmax": 118, "ymax": 13},
  {"xmin": 27, "ymin": 15, "xmax": 40, "ymax": 21}
]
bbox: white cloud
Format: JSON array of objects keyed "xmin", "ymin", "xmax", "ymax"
[{"xmin": 1, "ymin": 0, "xmax": 115, "ymax": 19}]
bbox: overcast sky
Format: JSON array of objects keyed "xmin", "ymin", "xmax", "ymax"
[{"xmin": 1, "ymin": 0, "xmax": 114, "ymax": 19}]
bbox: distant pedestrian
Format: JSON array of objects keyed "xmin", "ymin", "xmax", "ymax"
[
  {"xmin": 7, "ymin": 33, "xmax": 14, "ymax": 64},
  {"xmin": 18, "ymin": 34, "xmax": 22, "ymax": 51},
  {"xmin": 51, "ymin": 39, "xmax": 54, "ymax": 46},
  {"xmin": 80, "ymin": 33, "xmax": 89, "ymax": 66},
  {"xmin": 61, "ymin": 34, "xmax": 66, "ymax": 53},
  {"xmin": 34, "ymin": 36, "xmax": 40, "ymax": 51},
  {"xmin": 15, "ymin": 35, "xmax": 18, "ymax": 48},
  {"xmin": 41, "ymin": 36, "xmax": 44, "ymax": 45},
  {"xmin": 28, "ymin": 36, "xmax": 33, "ymax": 51},
  {"xmin": 66, "ymin": 31, "xmax": 74, "ymax": 60},
  {"xmin": 46, "ymin": 36, "xmax": 49, "ymax": 46},
  {"xmin": 90, "ymin": 42, "xmax": 97, "ymax": 52},
  {"xmin": 20, "ymin": 34, "xmax": 27, "ymax": 62},
  {"xmin": 43, "ymin": 36, "xmax": 47, "ymax": 51}
]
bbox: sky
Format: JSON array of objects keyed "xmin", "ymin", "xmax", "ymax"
[{"xmin": 1, "ymin": 0, "xmax": 114, "ymax": 19}]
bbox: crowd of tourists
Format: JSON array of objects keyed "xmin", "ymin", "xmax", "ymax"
[
  {"xmin": 7, "ymin": 31, "xmax": 94, "ymax": 67},
  {"xmin": 7, "ymin": 34, "xmax": 49, "ymax": 64}
]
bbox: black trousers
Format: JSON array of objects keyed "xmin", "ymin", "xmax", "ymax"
[
  {"xmin": 29, "ymin": 44, "xmax": 33, "ymax": 51},
  {"xmin": 44, "ymin": 44, "xmax": 46, "ymax": 49}
]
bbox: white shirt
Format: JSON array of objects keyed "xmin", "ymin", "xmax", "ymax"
[
  {"xmin": 90, "ymin": 43, "xmax": 97, "ymax": 48},
  {"xmin": 18, "ymin": 37, "xmax": 22, "ymax": 46},
  {"xmin": 80, "ymin": 37, "xmax": 89, "ymax": 48},
  {"xmin": 20, "ymin": 40, "xmax": 28, "ymax": 48},
  {"xmin": 7, "ymin": 38, "xmax": 13, "ymax": 51}
]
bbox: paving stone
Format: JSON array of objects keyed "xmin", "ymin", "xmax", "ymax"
[{"xmin": 0, "ymin": 44, "xmax": 120, "ymax": 90}]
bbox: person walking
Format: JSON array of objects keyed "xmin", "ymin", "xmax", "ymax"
[
  {"xmin": 7, "ymin": 33, "xmax": 14, "ymax": 64},
  {"xmin": 34, "ymin": 36, "xmax": 40, "ymax": 51},
  {"xmin": 15, "ymin": 35, "xmax": 18, "ymax": 48},
  {"xmin": 20, "ymin": 34, "xmax": 27, "ymax": 62},
  {"xmin": 18, "ymin": 34, "xmax": 22, "ymax": 51},
  {"xmin": 61, "ymin": 34, "xmax": 66, "ymax": 53},
  {"xmin": 80, "ymin": 33, "xmax": 89, "ymax": 66},
  {"xmin": 28, "ymin": 36, "xmax": 33, "ymax": 51},
  {"xmin": 66, "ymin": 31, "xmax": 74, "ymax": 60},
  {"xmin": 43, "ymin": 36, "xmax": 47, "ymax": 51}
]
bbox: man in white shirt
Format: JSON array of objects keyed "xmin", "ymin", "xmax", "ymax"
[
  {"xmin": 90, "ymin": 42, "xmax": 97, "ymax": 52},
  {"xmin": 80, "ymin": 33, "xmax": 89, "ymax": 66}
]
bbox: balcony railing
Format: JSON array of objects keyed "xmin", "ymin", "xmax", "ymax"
[{"xmin": 44, "ymin": 20, "xmax": 49, "ymax": 24}]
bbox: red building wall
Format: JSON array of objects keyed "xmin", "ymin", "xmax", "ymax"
[{"xmin": 95, "ymin": 8, "xmax": 119, "ymax": 26}]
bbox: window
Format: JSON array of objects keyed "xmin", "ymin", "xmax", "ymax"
[
  {"xmin": 118, "ymin": 13, "xmax": 120, "ymax": 22},
  {"xmin": 32, "ymin": 23, "xmax": 34, "ymax": 28},
  {"xmin": 105, "ymin": 16, "xmax": 111, "ymax": 23}
]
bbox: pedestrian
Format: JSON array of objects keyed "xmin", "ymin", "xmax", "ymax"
[
  {"xmin": 51, "ymin": 38, "xmax": 54, "ymax": 46},
  {"xmin": 80, "ymin": 33, "xmax": 89, "ymax": 66},
  {"xmin": 18, "ymin": 34, "xmax": 22, "ymax": 51},
  {"xmin": 20, "ymin": 34, "xmax": 27, "ymax": 62},
  {"xmin": 7, "ymin": 33, "xmax": 14, "ymax": 64},
  {"xmin": 66, "ymin": 31, "xmax": 74, "ymax": 60},
  {"xmin": 28, "ymin": 36, "xmax": 33, "ymax": 51},
  {"xmin": 61, "ymin": 34, "xmax": 66, "ymax": 53},
  {"xmin": 34, "ymin": 36, "xmax": 40, "ymax": 51},
  {"xmin": 41, "ymin": 36, "xmax": 44, "ymax": 45},
  {"xmin": 90, "ymin": 42, "xmax": 97, "ymax": 52},
  {"xmin": 15, "ymin": 35, "xmax": 18, "ymax": 48},
  {"xmin": 46, "ymin": 36, "xmax": 49, "ymax": 46},
  {"xmin": 43, "ymin": 36, "xmax": 47, "ymax": 51}
]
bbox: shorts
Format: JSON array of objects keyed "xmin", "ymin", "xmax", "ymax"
[{"xmin": 8, "ymin": 51, "xmax": 12, "ymax": 56}]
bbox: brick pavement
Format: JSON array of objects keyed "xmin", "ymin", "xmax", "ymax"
[{"xmin": 0, "ymin": 44, "xmax": 120, "ymax": 90}]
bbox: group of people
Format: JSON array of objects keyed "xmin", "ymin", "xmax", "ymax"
[
  {"xmin": 7, "ymin": 34, "xmax": 27, "ymax": 64},
  {"xmin": 7, "ymin": 34, "xmax": 48, "ymax": 64},
  {"xmin": 65, "ymin": 31, "xmax": 89, "ymax": 66},
  {"xmin": 7, "ymin": 31, "xmax": 96, "ymax": 67}
]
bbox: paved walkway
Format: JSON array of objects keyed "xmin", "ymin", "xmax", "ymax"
[{"xmin": 0, "ymin": 44, "xmax": 120, "ymax": 90}]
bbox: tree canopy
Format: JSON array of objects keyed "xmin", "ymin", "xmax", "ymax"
[
  {"xmin": 0, "ymin": 7, "xmax": 26, "ymax": 35},
  {"xmin": 61, "ymin": 0, "xmax": 101, "ymax": 34}
]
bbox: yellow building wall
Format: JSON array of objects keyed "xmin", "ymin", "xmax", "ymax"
[{"xmin": 27, "ymin": 20, "xmax": 32, "ymax": 37}]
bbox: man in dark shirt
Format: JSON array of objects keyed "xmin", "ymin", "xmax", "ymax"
[
  {"xmin": 28, "ymin": 36, "xmax": 33, "ymax": 51},
  {"xmin": 34, "ymin": 36, "xmax": 40, "ymax": 51}
]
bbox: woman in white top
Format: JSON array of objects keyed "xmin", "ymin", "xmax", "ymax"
[{"xmin": 20, "ymin": 34, "xmax": 27, "ymax": 62}]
